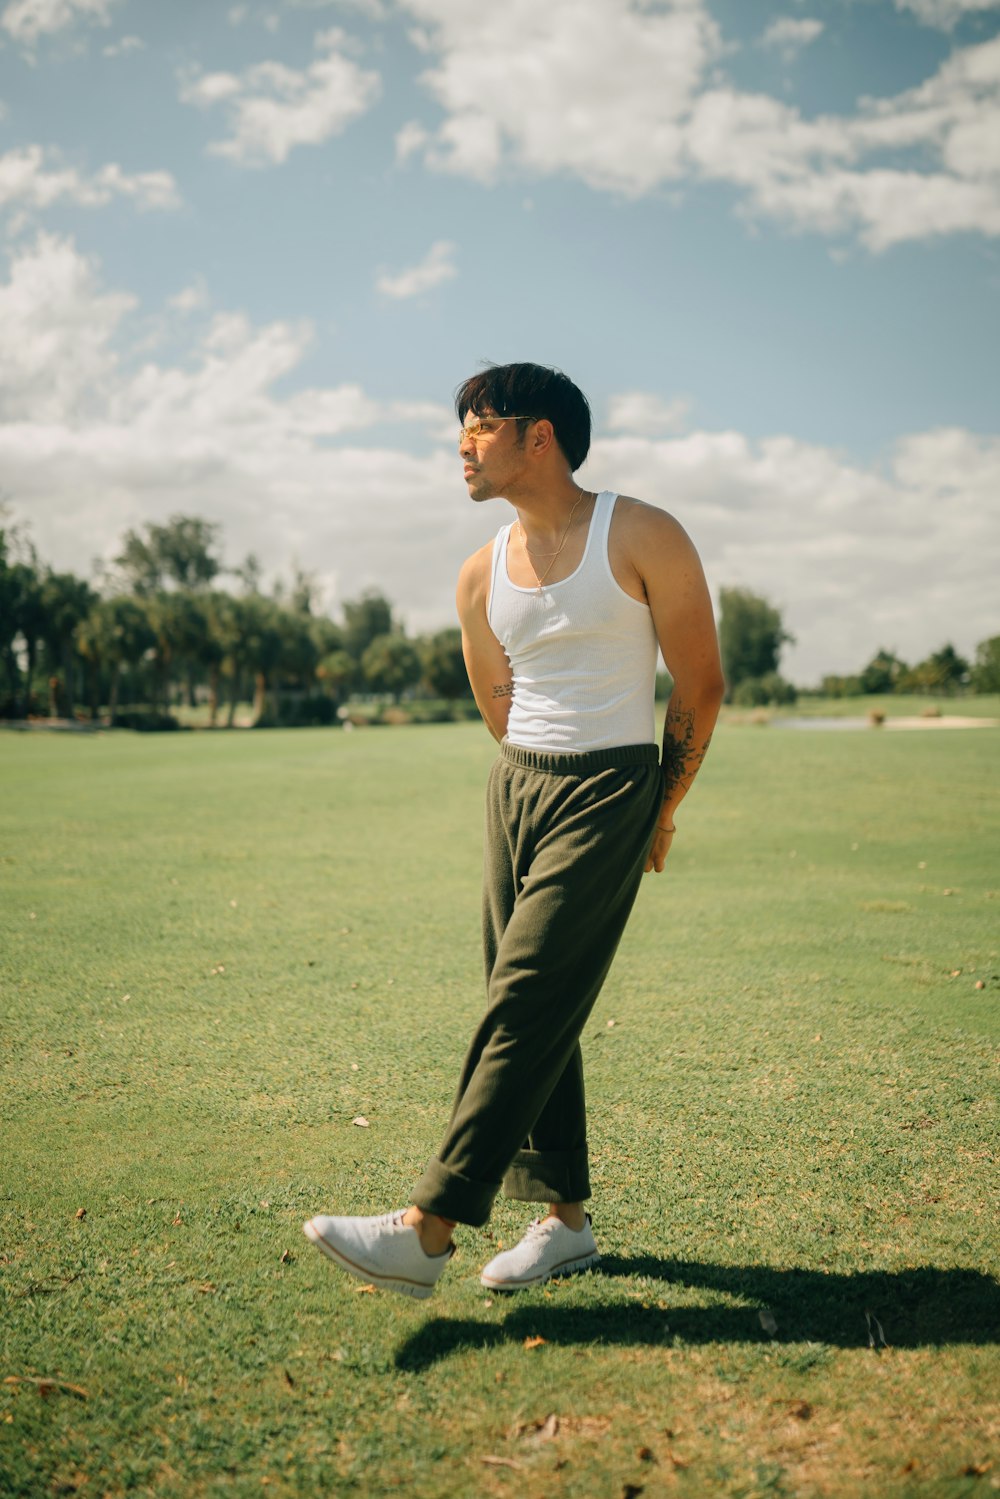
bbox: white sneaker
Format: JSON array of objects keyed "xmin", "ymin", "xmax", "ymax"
[
  {"xmin": 303, "ymin": 1210, "xmax": 455, "ymax": 1300},
  {"xmin": 480, "ymin": 1215, "xmax": 599, "ymax": 1290}
]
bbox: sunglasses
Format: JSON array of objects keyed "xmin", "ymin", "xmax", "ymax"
[{"xmin": 458, "ymin": 415, "xmax": 534, "ymax": 445}]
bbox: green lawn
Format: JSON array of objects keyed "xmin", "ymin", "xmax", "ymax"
[{"xmin": 1, "ymin": 721, "xmax": 997, "ymax": 1498}]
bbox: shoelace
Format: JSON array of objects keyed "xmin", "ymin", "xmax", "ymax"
[{"xmin": 525, "ymin": 1218, "xmax": 556, "ymax": 1238}]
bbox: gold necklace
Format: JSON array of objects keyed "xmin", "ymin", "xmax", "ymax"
[{"xmin": 518, "ymin": 489, "xmax": 591, "ymax": 593}]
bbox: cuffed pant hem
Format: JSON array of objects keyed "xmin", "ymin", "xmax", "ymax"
[
  {"xmin": 410, "ymin": 1158, "xmax": 498, "ymax": 1228},
  {"xmin": 502, "ymin": 1147, "xmax": 591, "ymax": 1204}
]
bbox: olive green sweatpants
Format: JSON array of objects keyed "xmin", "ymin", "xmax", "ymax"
[{"xmin": 410, "ymin": 740, "xmax": 662, "ymax": 1227}]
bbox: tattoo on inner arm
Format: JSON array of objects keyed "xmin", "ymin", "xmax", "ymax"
[
  {"xmin": 661, "ymin": 698, "xmax": 713, "ymax": 796},
  {"xmin": 491, "ymin": 683, "xmax": 513, "ymax": 699}
]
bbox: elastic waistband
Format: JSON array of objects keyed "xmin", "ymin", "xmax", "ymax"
[{"xmin": 499, "ymin": 740, "xmax": 660, "ymax": 776}]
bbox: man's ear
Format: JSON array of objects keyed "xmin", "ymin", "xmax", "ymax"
[{"xmin": 530, "ymin": 418, "xmax": 556, "ymax": 456}]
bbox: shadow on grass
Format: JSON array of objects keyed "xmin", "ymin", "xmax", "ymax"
[{"xmin": 395, "ymin": 1258, "xmax": 1000, "ymax": 1371}]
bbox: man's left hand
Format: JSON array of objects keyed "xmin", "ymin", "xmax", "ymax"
[{"xmin": 645, "ymin": 825, "xmax": 675, "ymax": 874}]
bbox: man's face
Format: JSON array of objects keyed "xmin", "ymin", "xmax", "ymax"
[{"xmin": 458, "ymin": 411, "xmax": 532, "ymax": 502}]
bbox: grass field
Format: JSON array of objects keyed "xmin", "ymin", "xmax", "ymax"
[{"xmin": 2, "ymin": 719, "xmax": 998, "ymax": 1498}]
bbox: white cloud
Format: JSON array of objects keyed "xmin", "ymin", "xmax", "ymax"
[
  {"xmin": 286, "ymin": 0, "xmax": 386, "ymax": 14},
  {"xmin": 0, "ymin": 232, "xmax": 136, "ymax": 422},
  {"xmin": 397, "ymin": 0, "xmax": 721, "ymax": 194},
  {"xmin": 179, "ymin": 27, "xmax": 380, "ymax": 166},
  {"xmin": 895, "ymin": 0, "xmax": 1000, "ymax": 28},
  {"xmin": 102, "ymin": 33, "xmax": 143, "ymax": 57},
  {"xmin": 168, "ymin": 279, "xmax": 210, "ymax": 315},
  {"xmin": 4, "ymin": 238, "xmax": 996, "ymax": 678},
  {"xmin": 687, "ymin": 34, "xmax": 1000, "ymax": 249},
  {"xmin": 606, "ymin": 392, "xmax": 691, "ymax": 435},
  {"xmin": 375, "ymin": 239, "xmax": 457, "ymax": 299},
  {"xmin": 0, "ymin": 145, "xmax": 181, "ymax": 213},
  {"xmin": 1, "ymin": 0, "xmax": 121, "ymax": 44},
  {"xmin": 395, "ymin": 118, "xmax": 429, "ymax": 164},
  {"xmin": 760, "ymin": 17, "xmax": 824, "ymax": 61},
  {"xmin": 396, "ymin": 0, "xmax": 1000, "ymax": 249}
]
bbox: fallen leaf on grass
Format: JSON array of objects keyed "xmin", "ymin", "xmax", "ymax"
[
  {"xmin": 195, "ymin": 1283, "xmax": 215, "ymax": 1295},
  {"xmin": 74, "ymin": 1207, "xmax": 86, "ymax": 1220},
  {"xmin": 512, "ymin": 1414, "xmax": 559, "ymax": 1444},
  {"xmin": 523, "ymin": 1335, "xmax": 546, "ymax": 1350},
  {"xmin": 963, "ymin": 1462, "xmax": 992, "ymax": 1477},
  {"xmin": 354, "ymin": 1284, "xmax": 376, "ymax": 1294},
  {"xmin": 279, "ymin": 1249, "xmax": 293, "ymax": 1264},
  {"xmin": 4, "ymin": 1375, "xmax": 89, "ymax": 1400},
  {"xmin": 481, "ymin": 1456, "xmax": 522, "ymax": 1470},
  {"xmin": 352, "ymin": 1116, "xmax": 370, "ymax": 1128},
  {"xmin": 172, "ymin": 1215, "xmax": 183, "ymax": 1226}
]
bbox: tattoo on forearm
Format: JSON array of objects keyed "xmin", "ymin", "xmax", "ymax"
[
  {"xmin": 491, "ymin": 683, "xmax": 513, "ymax": 699},
  {"xmin": 661, "ymin": 698, "xmax": 713, "ymax": 796}
]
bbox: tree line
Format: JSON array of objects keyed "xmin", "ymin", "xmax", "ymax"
[
  {"xmin": 716, "ymin": 587, "xmax": 998, "ymax": 704},
  {"xmin": 0, "ymin": 513, "xmax": 473, "ymax": 728},
  {"xmin": 2, "ymin": 515, "xmax": 997, "ymax": 726}
]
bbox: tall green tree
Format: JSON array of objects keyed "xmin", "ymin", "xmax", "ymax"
[
  {"xmin": 971, "ymin": 635, "xmax": 1000, "ymax": 693},
  {"xmin": 116, "ymin": 515, "xmax": 221, "ymax": 595},
  {"xmin": 900, "ymin": 643, "xmax": 969, "ymax": 695},
  {"xmin": 361, "ymin": 633, "xmax": 422, "ymax": 702},
  {"xmin": 859, "ymin": 648, "xmax": 908, "ymax": 695},
  {"xmin": 39, "ymin": 572, "xmax": 95, "ymax": 718},
  {"xmin": 76, "ymin": 595, "xmax": 156, "ymax": 723},
  {"xmin": 343, "ymin": 591, "xmax": 395, "ymax": 663},
  {"xmin": 421, "ymin": 628, "xmax": 472, "ymax": 700},
  {"xmin": 0, "ymin": 536, "xmax": 46, "ymax": 717},
  {"xmin": 717, "ymin": 587, "xmax": 793, "ymax": 698},
  {"xmin": 145, "ymin": 591, "xmax": 209, "ymax": 713}
]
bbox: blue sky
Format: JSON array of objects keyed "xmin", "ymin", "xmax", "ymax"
[{"xmin": 1, "ymin": 0, "xmax": 998, "ymax": 682}]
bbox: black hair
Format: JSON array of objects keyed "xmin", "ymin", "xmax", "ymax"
[{"xmin": 454, "ymin": 362, "xmax": 592, "ymax": 472}]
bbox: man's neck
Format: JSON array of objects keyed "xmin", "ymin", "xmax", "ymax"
[{"xmin": 509, "ymin": 475, "xmax": 591, "ymax": 544}]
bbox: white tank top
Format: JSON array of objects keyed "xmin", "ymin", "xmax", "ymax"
[{"xmin": 487, "ymin": 491, "xmax": 658, "ymax": 753}]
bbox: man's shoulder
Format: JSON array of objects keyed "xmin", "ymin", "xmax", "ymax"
[
  {"xmin": 456, "ymin": 538, "xmax": 496, "ymax": 613},
  {"xmin": 612, "ymin": 494, "xmax": 686, "ymax": 542}
]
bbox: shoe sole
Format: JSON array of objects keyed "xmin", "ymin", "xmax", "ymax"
[
  {"xmin": 480, "ymin": 1250, "xmax": 600, "ymax": 1290},
  {"xmin": 303, "ymin": 1218, "xmax": 437, "ymax": 1300}
]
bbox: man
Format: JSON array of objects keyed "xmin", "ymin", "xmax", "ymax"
[{"xmin": 305, "ymin": 362, "xmax": 724, "ymax": 1298}]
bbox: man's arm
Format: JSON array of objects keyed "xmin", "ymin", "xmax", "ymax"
[
  {"xmin": 626, "ymin": 503, "xmax": 725, "ymax": 873},
  {"xmin": 456, "ymin": 546, "xmax": 514, "ymax": 743}
]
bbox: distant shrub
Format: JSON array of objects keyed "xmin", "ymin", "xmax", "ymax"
[
  {"xmin": 257, "ymin": 693, "xmax": 339, "ymax": 728},
  {"xmin": 112, "ymin": 706, "xmax": 182, "ymax": 732},
  {"xmin": 731, "ymin": 673, "xmax": 797, "ymax": 708}
]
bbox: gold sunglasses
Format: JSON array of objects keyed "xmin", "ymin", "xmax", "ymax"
[{"xmin": 458, "ymin": 415, "xmax": 534, "ymax": 445}]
